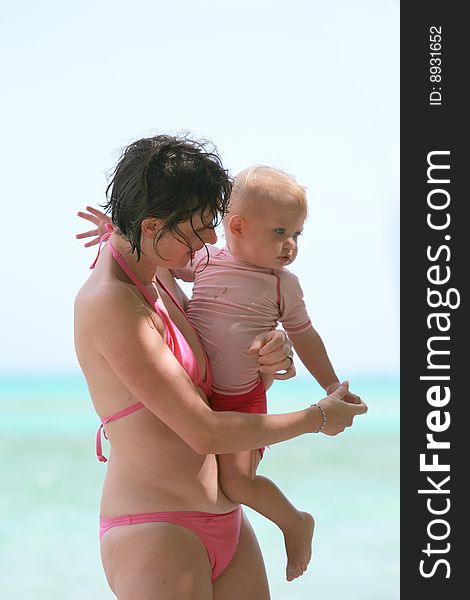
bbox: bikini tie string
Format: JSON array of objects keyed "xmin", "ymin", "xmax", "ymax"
[{"xmin": 90, "ymin": 223, "xmax": 114, "ymax": 269}]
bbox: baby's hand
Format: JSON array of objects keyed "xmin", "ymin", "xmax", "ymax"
[
  {"xmin": 326, "ymin": 381, "xmax": 362, "ymax": 405},
  {"xmin": 76, "ymin": 205, "xmax": 112, "ymax": 247}
]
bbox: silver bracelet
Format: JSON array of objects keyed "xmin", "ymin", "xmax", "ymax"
[{"xmin": 313, "ymin": 403, "xmax": 327, "ymax": 433}]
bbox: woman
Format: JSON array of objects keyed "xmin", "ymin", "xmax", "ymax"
[{"xmin": 74, "ymin": 134, "xmax": 367, "ymax": 599}]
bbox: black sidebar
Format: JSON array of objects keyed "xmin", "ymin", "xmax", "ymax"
[{"xmin": 401, "ymin": 3, "xmax": 467, "ymax": 597}]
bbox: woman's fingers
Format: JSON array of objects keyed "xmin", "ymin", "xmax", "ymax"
[
  {"xmin": 258, "ymin": 342, "xmax": 291, "ymax": 366},
  {"xmin": 328, "ymin": 380, "xmax": 349, "ymax": 398},
  {"xmin": 331, "ymin": 383, "xmax": 367, "ymax": 414},
  {"xmin": 350, "ymin": 398, "xmax": 368, "ymax": 415},
  {"xmin": 258, "ymin": 352, "xmax": 290, "ymax": 370},
  {"xmin": 250, "ymin": 329, "xmax": 293, "ymax": 376},
  {"xmin": 272, "ymin": 361, "xmax": 296, "ymax": 380},
  {"xmin": 319, "ymin": 382, "xmax": 368, "ymax": 435},
  {"xmin": 76, "ymin": 228, "xmax": 99, "ymax": 239},
  {"xmin": 84, "ymin": 238, "xmax": 100, "ymax": 248},
  {"xmin": 345, "ymin": 393, "xmax": 362, "ymax": 405},
  {"xmin": 258, "ymin": 331, "xmax": 288, "ymax": 356},
  {"xmin": 85, "ymin": 205, "xmax": 106, "ymax": 217},
  {"xmin": 77, "ymin": 211, "xmax": 100, "ymax": 225},
  {"xmin": 76, "ymin": 206, "xmax": 111, "ymax": 247}
]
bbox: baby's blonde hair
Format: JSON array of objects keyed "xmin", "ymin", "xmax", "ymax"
[{"xmin": 225, "ymin": 165, "xmax": 308, "ymax": 219}]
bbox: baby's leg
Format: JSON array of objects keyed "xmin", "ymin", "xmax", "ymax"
[{"xmin": 217, "ymin": 450, "xmax": 315, "ymax": 582}]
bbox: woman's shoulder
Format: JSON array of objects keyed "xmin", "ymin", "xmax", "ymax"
[
  {"xmin": 76, "ymin": 276, "xmax": 150, "ymax": 326},
  {"xmin": 76, "ymin": 279, "xmax": 167, "ymax": 369}
]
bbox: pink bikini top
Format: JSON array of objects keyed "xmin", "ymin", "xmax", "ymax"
[{"xmin": 91, "ymin": 225, "xmax": 212, "ymax": 462}]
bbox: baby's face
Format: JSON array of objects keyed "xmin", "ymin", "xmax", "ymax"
[{"xmin": 237, "ymin": 201, "xmax": 306, "ymax": 270}]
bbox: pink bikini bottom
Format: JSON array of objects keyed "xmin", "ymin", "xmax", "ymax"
[
  {"xmin": 99, "ymin": 505, "xmax": 242, "ymax": 581},
  {"xmin": 210, "ymin": 379, "xmax": 267, "ymax": 458}
]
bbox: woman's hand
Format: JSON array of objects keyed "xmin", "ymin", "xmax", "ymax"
[
  {"xmin": 249, "ymin": 330, "xmax": 295, "ymax": 381},
  {"xmin": 326, "ymin": 381, "xmax": 362, "ymax": 405},
  {"xmin": 76, "ymin": 205, "xmax": 112, "ymax": 247},
  {"xmin": 312, "ymin": 381, "xmax": 368, "ymax": 435}
]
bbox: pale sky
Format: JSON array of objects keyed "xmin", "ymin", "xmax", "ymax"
[{"xmin": 1, "ymin": 0, "xmax": 399, "ymax": 376}]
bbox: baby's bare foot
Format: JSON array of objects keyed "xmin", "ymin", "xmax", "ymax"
[{"xmin": 284, "ymin": 512, "xmax": 315, "ymax": 582}]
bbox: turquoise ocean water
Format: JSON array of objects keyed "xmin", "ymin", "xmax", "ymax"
[{"xmin": 0, "ymin": 375, "xmax": 399, "ymax": 599}]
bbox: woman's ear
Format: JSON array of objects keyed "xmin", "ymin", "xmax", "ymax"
[
  {"xmin": 228, "ymin": 214, "xmax": 245, "ymax": 237},
  {"xmin": 141, "ymin": 217, "xmax": 162, "ymax": 237}
]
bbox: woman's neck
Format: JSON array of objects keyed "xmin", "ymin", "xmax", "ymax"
[{"xmin": 110, "ymin": 232, "xmax": 158, "ymax": 286}]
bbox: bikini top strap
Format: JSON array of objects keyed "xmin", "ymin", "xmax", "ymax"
[
  {"xmin": 90, "ymin": 223, "xmax": 156, "ymax": 309},
  {"xmin": 156, "ymin": 273, "xmax": 212, "ymax": 393},
  {"xmin": 110, "ymin": 242, "xmax": 177, "ymax": 352},
  {"xmin": 155, "ymin": 273, "xmax": 185, "ymax": 315},
  {"xmin": 107, "ymin": 239, "xmax": 158, "ymax": 309},
  {"xmin": 101, "ymin": 401, "xmax": 145, "ymax": 427},
  {"xmin": 89, "ymin": 223, "xmax": 113, "ymax": 269},
  {"xmin": 96, "ymin": 401, "xmax": 145, "ymax": 462},
  {"xmin": 89, "ymin": 224, "xmax": 175, "ymax": 350}
]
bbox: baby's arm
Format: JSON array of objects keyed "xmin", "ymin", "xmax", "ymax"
[
  {"xmin": 280, "ymin": 270, "xmax": 361, "ymax": 403},
  {"xmin": 289, "ymin": 327, "xmax": 361, "ymax": 404},
  {"xmin": 288, "ymin": 326, "xmax": 338, "ymax": 390}
]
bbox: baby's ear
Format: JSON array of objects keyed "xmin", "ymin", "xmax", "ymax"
[{"xmin": 227, "ymin": 214, "xmax": 245, "ymax": 236}]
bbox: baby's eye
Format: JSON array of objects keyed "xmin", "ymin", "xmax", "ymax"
[
  {"xmin": 274, "ymin": 228, "xmax": 286, "ymax": 235},
  {"xmin": 293, "ymin": 231, "xmax": 303, "ymax": 240}
]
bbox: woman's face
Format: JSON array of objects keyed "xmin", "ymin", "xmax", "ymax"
[{"xmin": 152, "ymin": 210, "xmax": 218, "ymax": 268}]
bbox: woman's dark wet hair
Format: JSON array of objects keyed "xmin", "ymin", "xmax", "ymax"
[{"xmin": 104, "ymin": 134, "xmax": 232, "ymax": 259}]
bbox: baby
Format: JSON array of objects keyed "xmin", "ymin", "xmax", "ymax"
[
  {"xmin": 77, "ymin": 166, "xmax": 360, "ymax": 582},
  {"xmin": 171, "ymin": 166, "xmax": 360, "ymax": 581}
]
